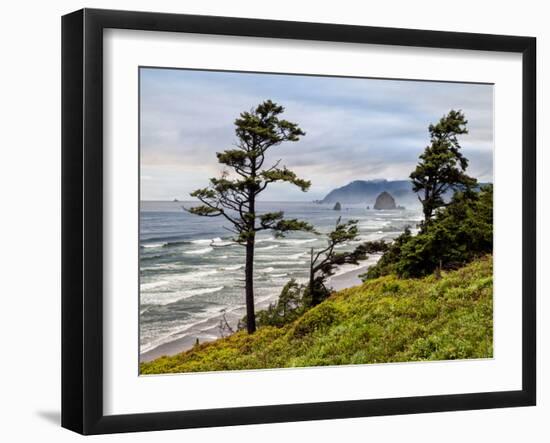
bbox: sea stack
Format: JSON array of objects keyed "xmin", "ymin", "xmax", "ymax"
[
  {"xmin": 373, "ymin": 191, "xmax": 397, "ymax": 210},
  {"xmin": 333, "ymin": 202, "xmax": 342, "ymax": 211}
]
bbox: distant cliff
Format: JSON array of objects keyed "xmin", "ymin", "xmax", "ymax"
[
  {"xmin": 373, "ymin": 191, "xmax": 397, "ymax": 210},
  {"xmin": 320, "ymin": 179, "xmax": 489, "ymax": 206},
  {"xmin": 321, "ymin": 179, "xmax": 415, "ymax": 205}
]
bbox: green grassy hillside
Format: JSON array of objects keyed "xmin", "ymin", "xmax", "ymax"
[{"xmin": 141, "ymin": 255, "xmax": 493, "ymax": 374}]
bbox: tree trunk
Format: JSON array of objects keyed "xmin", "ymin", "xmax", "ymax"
[
  {"xmin": 244, "ymin": 237, "xmax": 256, "ymax": 333},
  {"xmin": 245, "ymin": 189, "xmax": 257, "ymax": 334},
  {"xmin": 308, "ymin": 248, "xmax": 315, "ymax": 305},
  {"xmin": 423, "ymin": 187, "xmax": 432, "ymax": 223}
]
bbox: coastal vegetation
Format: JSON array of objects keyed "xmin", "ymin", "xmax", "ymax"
[
  {"xmin": 187, "ymin": 100, "xmax": 314, "ymax": 333},
  {"xmin": 411, "ymin": 110, "xmax": 477, "ymax": 223},
  {"xmin": 363, "ymin": 110, "xmax": 492, "ymax": 279},
  {"xmin": 141, "ymin": 255, "xmax": 493, "ymax": 373},
  {"xmin": 364, "ymin": 184, "xmax": 492, "ymax": 279},
  {"xmin": 143, "ymin": 107, "xmax": 495, "ymax": 373},
  {"xmin": 237, "ymin": 217, "xmax": 370, "ymax": 328}
]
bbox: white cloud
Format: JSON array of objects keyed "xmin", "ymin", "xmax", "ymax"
[{"xmin": 140, "ymin": 68, "xmax": 493, "ymax": 201}]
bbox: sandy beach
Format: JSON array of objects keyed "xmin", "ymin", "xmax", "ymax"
[{"xmin": 327, "ymin": 254, "xmax": 381, "ymax": 292}]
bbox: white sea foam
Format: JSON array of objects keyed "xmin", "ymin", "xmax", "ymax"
[
  {"xmin": 141, "ymin": 280, "xmax": 170, "ymax": 290},
  {"xmin": 287, "ymin": 252, "xmax": 308, "ymax": 260},
  {"xmin": 256, "ymin": 245, "xmax": 279, "ymax": 251},
  {"xmin": 141, "ymin": 270, "xmax": 219, "ymax": 292},
  {"xmin": 256, "ymin": 237, "xmax": 275, "ymax": 243},
  {"xmin": 191, "ymin": 237, "xmax": 222, "ymax": 245},
  {"xmin": 140, "ymin": 306, "xmax": 223, "ymax": 353},
  {"xmin": 141, "ymin": 262, "xmax": 183, "ymax": 271},
  {"xmin": 277, "ymin": 238, "xmax": 317, "ymax": 245},
  {"xmin": 258, "ymin": 252, "xmax": 306, "ymax": 261},
  {"xmin": 141, "ymin": 242, "xmax": 166, "ymax": 249},
  {"xmin": 269, "ymin": 260, "xmax": 307, "ymax": 265},
  {"xmin": 271, "ymin": 273, "xmax": 288, "ymax": 278},
  {"xmin": 142, "ymin": 286, "xmax": 225, "ymax": 306},
  {"xmin": 259, "ymin": 267, "xmax": 275, "ymax": 273},
  {"xmin": 173, "ymin": 269, "xmax": 218, "ymax": 281},
  {"xmin": 183, "ymin": 247, "xmax": 213, "ymax": 255},
  {"xmin": 212, "ymin": 240, "xmax": 236, "ymax": 247},
  {"xmin": 222, "ymin": 264, "xmax": 244, "ymax": 271}
]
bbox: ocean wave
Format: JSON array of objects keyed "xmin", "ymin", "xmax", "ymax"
[
  {"xmin": 277, "ymin": 238, "xmax": 318, "ymax": 245},
  {"xmin": 141, "ymin": 269, "xmax": 219, "ymax": 291},
  {"xmin": 141, "ymin": 263, "xmax": 183, "ymax": 271},
  {"xmin": 140, "ymin": 304, "xmax": 225, "ymax": 354},
  {"xmin": 142, "ymin": 286, "xmax": 225, "ymax": 306},
  {"xmin": 269, "ymin": 260, "xmax": 307, "ymax": 265},
  {"xmin": 256, "ymin": 237, "xmax": 275, "ymax": 243},
  {"xmin": 183, "ymin": 247, "xmax": 213, "ymax": 255},
  {"xmin": 191, "ymin": 237, "xmax": 222, "ymax": 245},
  {"xmin": 255, "ymin": 252, "xmax": 307, "ymax": 261},
  {"xmin": 256, "ymin": 245, "xmax": 279, "ymax": 251},
  {"xmin": 259, "ymin": 267, "xmax": 275, "ymax": 273},
  {"xmin": 188, "ymin": 237, "xmax": 236, "ymax": 247},
  {"xmin": 174, "ymin": 269, "xmax": 219, "ymax": 281},
  {"xmin": 212, "ymin": 240, "xmax": 236, "ymax": 247},
  {"xmin": 141, "ymin": 280, "xmax": 170, "ymax": 290},
  {"xmin": 271, "ymin": 273, "xmax": 288, "ymax": 278},
  {"xmin": 178, "ymin": 286, "xmax": 224, "ymax": 298},
  {"xmin": 141, "ymin": 242, "xmax": 165, "ymax": 249},
  {"xmin": 222, "ymin": 264, "xmax": 244, "ymax": 271},
  {"xmin": 287, "ymin": 252, "xmax": 308, "ymax": 260},
  {"xmin": 162, "ymin": 241, "xmax": 188, "ymax": 248}
]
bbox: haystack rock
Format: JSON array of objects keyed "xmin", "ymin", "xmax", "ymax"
[
  {"xmin": 373, "ymin": 191, "xmax": 397, "ymax": 210},
  {"xmin": 333, "ymin": 202, "xmax": 342, "ymax": 211}
]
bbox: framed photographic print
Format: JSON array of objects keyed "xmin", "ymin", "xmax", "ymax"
[{"xmin": 61, "ymin": 8, "xmax": 536, "ymax": 435}]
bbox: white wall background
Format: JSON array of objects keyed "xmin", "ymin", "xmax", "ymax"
[{"xmin": 0, "ymin": 0, "xmax": 546, "ymax": 441}]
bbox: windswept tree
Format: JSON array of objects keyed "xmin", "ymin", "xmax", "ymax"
[
  {"xmin": 188, "ymin": 100, "xmax": 314, "ymax": 334},
  {"xmin": 411, "ymin": 110, "xmax": 477, "ymax": 224},
  {"xmin": 308, "ymin": 218, "xmax": 367, "ymax": 306}
]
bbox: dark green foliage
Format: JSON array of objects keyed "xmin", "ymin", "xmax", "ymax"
[
  {"xmin": 366, "ymin": 185, "xmax": 493, "ymax": 278},
  {"xmin": 364, "ymin": 110, "xmax": 492, "ymax": 280},
  {"xmin": 361, "ymin": 228, "xmax": 413, "ymax": 279},
  {"xmin": 187, "ymin": 100, "xmax": 313, "ymax": 244},
  {"xmin": 411, "ymin": 110, "xmax": 477, "ymax": 224},
  {"xmin": 308, "ymin": 217, "xmax": 368, "ymax": 305},
  {"xmin": 240, "ymin": 218, "xmax": 376, "ymax": 330},
  {"xmin": 360, "ymin": 239, "xmax": 391, "ymax": 254},
  {"xmin": 188, "ymin": 100, "xmax": 314, "ymax": 333},
  {"xmin": 240, "ymin": 279, "xmax": 308, "ymax": 329}
]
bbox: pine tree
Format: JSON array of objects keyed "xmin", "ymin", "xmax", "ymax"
[
  {"xmin": 188, "ymin": 100, "xmax": 314, "ymax": 333},
  {"xmin": 410, "ymin": 110, "xmax": 477, "ymax": 224},
  {"xmin": 308, "ymin": 217, "xmax": 367, "ymax": 306}
]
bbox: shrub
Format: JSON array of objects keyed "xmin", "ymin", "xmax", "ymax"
[{"xmin": 366, "ymin": 185, "xmax": 493, "ymax": 279}]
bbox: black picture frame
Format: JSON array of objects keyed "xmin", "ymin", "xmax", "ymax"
[{"xmin": 62, "ymin": 8, "xmax": 536, "ymax": 435}]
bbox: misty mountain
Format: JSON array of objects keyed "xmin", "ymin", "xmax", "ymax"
[
  {"xmin": 321, "ymin": 180, "xmax": 416, "ymax": 205},
  {"xmin": 320, "ymin": 179, "xmax": 490, "ymax": 207}
]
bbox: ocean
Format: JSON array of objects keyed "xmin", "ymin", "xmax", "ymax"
[{"xmin": 139, "ymin": 201, "xmax": 422, "ymax": 360}]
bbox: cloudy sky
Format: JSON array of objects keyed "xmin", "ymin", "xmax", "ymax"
[{"xmin": 140, "ymin": 68, "xmax": 493, "ymax": 201}]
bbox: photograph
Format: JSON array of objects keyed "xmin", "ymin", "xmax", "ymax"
[{"xmin": 138, "ymin": 67, "xmax": 494, "ymax": 375}]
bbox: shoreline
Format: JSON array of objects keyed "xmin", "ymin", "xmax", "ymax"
[
  {"xmin": 327, "ymin": 254, "xmax": 381, "ymax": 292},
  {"xmin": 140, "ymin": 255, "xmax": 380, "ymax": 363}
]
